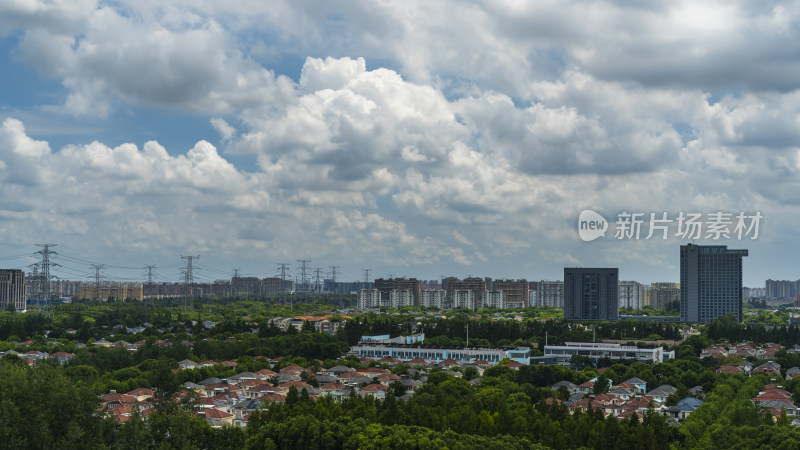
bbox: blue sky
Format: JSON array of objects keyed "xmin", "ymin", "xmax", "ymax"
[{"xmin": 2, "ymin": 1, "xmax": 800, "ymax": 287}]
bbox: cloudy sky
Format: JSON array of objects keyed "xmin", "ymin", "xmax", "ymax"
[{"xmin": 1, "ymin": 1, "xmax": 799, "ymax": 287}]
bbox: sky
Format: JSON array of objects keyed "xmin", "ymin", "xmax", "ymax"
[{"xmin": 1, "ymin": 1, "xmax": 800, "ymax": 287}]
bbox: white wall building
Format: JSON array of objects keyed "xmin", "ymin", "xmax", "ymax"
[
  {"xmin": 421, "ymin": 289, "xmax": 445, "ymax": 309},
  {"xmin": 619, "ymin": 281, "xmax": 644, "ymax": 310},
  {"xmin": 357, "ymin": 289, "xmax": 381, "ymax": 309},
  {"xmin": 543, "ymin": 342, "xmax": 675, "ymax": 365},
  {"xmin": 453, "ymin": 290, "xmax": 477, "ymax": 310},
  {"xmin": 484, "ymin": 290, "xmax": 506, "ymax": 309},
  {"xmin": 389, "ymin": 289, "xmax": 414, "ymax": 309}
]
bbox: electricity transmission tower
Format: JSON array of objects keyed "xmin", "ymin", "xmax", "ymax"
[
  {"xmin": 90, "ymin": 264, "xmax": 105, "ymax": 301},
  {"xmin": 144, "ymin": 265, "xmax": 157, "ymax": 284},
  {"xmin": 329, "ymin": 265, "xmax": 339, "ymax": 295},
  {"xmin": 297, "ymin": 259, "xmax": 310, "ymax": 293},
  {"xmin": 313, "ymin": 268, "xmax": 322, "ymax": 294},
  {"xmin": 277, "ymin": 263, "xmax": 290, "ymax": 309},
  {"xmin": 34, "ymin": 244, "xmax": 58, "ymax": 317},
  {"xmin": 181, "ymin": 255, "xmax": 199, "ymax": 309},
  {"xmin": 363, "ymin": 268, "xmax": 371, "ymax": 289}
]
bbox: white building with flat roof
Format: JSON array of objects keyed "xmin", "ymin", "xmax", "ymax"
[
  {"xmin": 453, "ymin": 290, "xmax": 477, "ymax": 310},
  {"xmin": 421, "ymin": 289, "xmax": 444, "ymax": 309},
  {"xmin": 619, "ymin": 281, "xmax": 644, "ymax": 310},
  {"xmin": 352, "ymin": 338, "xmax": 531, "ymax": 365},
  {"xmin": 357, "ymin": 289, "xmax": 381, "ymax": 309},
  {"xmin": 484, "ymin": 290, "xmax": 505, "ymax": 308},
  {"xmin": 543, "ymin": 342, "xmax": 674, "ymax": 365},
  {"xmin": 389, "ymin": 289, "xmax": 414, "ymax": 309}
]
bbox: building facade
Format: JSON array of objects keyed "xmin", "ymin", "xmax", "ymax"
[
  {"xmin": 261, "ymin": 277, "xmax": 294, "ymax": 295},
  {"xmin": 352, "ymin": 334, "xmax": 531, "ymax": 365},
  {"xmin": 564, "ymin": 268, "xmax": 619, "ymax": 321},
  {"xmin": 650, "ymin": 282, "xmax": 680, "ymax": 309},
  {"xmin": 420, "ymin": 289, "xmax": 444, "ymax": 309},
  {"xmin": 542, "ymin": 342, "xmax": 674, "ymax": 365},
  {"xmin": 389, "ymin": 289, "xmax": 414, "ymax": 309},
  {"xmin": 0, "ymin": 269, "xmax": 25, "ymax": 311},
  {"xmin": 766, "ymin": 279, "xmax": 799, "ymax": 299},
  {"xmin": 680, "ymin": 244, "xmax": 748, "ymax": 323},
  {"xmin": 618, "ymin": 281, "xmax": 644, "ymax": 310},
  {"xmin": 78, "ymin": 284, "xmax": 144, "ymax": 302},
  {"xmin": 493, "ymin": 279, "xmax": 529, "ymax": 308},
  {"xmin": 483, "ymin": 290, "xmax": 506, "ymax": 309},
  {"xmin": 452, "ymin": 290, "xmax": 477, "ymax": 310},
  {"xmin": 357, "ymin": 289, "xmax": 381, "ymax": 309},
  {"xmin": 536, "ymin": 280, "xmax": 564, "ymax": 307},
  {"xmin": 443, "ymin": 277, "xmax": 486, "ymax": 310},
  {"xmin": 374, "ymin": 278, "xmax": 421, "ymax": 306}
]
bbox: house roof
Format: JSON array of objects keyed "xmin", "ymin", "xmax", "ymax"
[
  {"xmin": 667, "ymin": 397, "xmax": 703, "ymax": 412},
  {"xmin": 125, "ymin": 388, "xmax": 154, "ymax": 397},
  {"xmin": 377, "ymin": 373, "xmax": 401, "ymax": 381},
  {"xmin": 196, "ymin": 409, "xmax": 233, "ymax": 419},
  {"xmin": 646, "ymin": 385, "xmax": 677, "ymax": 397},
  {"xmin": 101, "ymin": 393, "xmax": 138, "ymax": 404},
  {"xmin": 406, "ymin": 358, "xmax": 429, "ymax": 366},
  {"xmin": 717, "ymin": 365, "xmax": 743, "ymax": 374},
  {"xmin": 325, "ymin": 365, "xmax": 355, "ymax": 374},
  {"xmin": 552, "ymin": 381, "xmax": 578, "ymax": 390},
  {"xmin": 279, "ymin": 380, "xmax": 311, "ymax": 389}
]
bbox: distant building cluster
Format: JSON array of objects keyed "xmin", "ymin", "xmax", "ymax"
[
  {"xmin": 359, "ymin": 277, "xmax": 530, "ymax": 310},
  {"xmin": 3, "ymin": 242, "xmax": 788, "ymax": 325}
]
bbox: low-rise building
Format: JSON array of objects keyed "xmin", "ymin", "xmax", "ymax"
[{"xmin": 542, "ymin": 342, "xmax": 675, "ymax": 365}]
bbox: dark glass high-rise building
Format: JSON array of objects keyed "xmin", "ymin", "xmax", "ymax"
[
  {"xmin": 680, "ymin": 244, "xmax": 748, "ymax": 323},
  {"xmin": 564, "ymin": 268, "xmax": 618, "ymax": 321}
]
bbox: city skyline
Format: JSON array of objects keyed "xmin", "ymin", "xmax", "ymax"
[
  {"xmin": 3, "ymin": 2, "xmax": 800, "ymax": 287},
  {"xmin": 0, "ymin": 242, "xmax": 796, "ymax": 290}
]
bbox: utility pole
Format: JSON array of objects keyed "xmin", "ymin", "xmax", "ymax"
[
  {"xmin": 181, "ymin": 255, "xmax": 199, "ymax": 310},
  {"xmin": 34, "ymin": 244, "xmax": 58, "ymax": 317},
  {"xmin": 90, "ymin": 264, "xmax": 105, "ymax": 301}
]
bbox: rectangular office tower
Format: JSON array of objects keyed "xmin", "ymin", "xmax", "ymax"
[
  {"xmin": 564, "ymin": 268, "xmax": 619, "ymax": 321},
  {"xmin": 680, "ymin": 244, "xmax": 748, "ymax": 323},
  {"xmin": 0, "ymin": 269, "xmax": 25, "ymax": 311}
]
